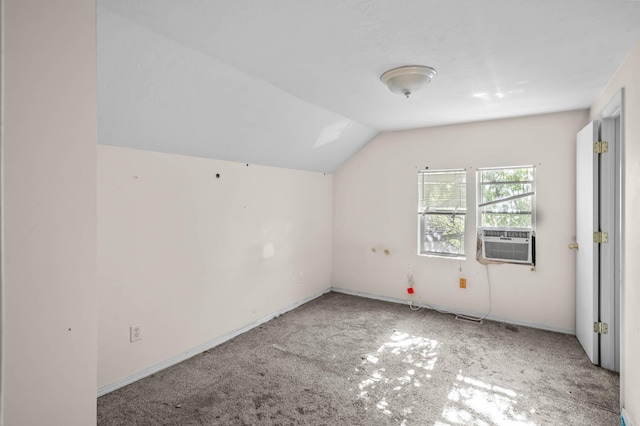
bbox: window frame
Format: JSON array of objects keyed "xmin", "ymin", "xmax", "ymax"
[
  {"xmin": 417, "ymin": 168, "xmax": 467, "ymax": 259},
  {"xmin": 476, "ymin": 165, "xmax": 536, "ymax": 231}
]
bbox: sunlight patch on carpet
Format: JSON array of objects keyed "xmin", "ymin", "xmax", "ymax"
[
  {"xmin": 440, "ymin": 371, "xmax": 536, "ymax": 426},
  {"xmin": 354, "ymin": 331, "xmax": 439, "ymax": 419}
]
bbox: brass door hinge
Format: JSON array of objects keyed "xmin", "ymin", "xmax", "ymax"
[
  {"xmin": 594, "ymin": 322, "xmax": 609, "ymax": 334},
  {"xmin": 594, "ymin": 141, "xmax": 609, "ymax": 154},
  {"xmin": 593, "ymin": 232, "xmax": 609, "ymax": 244}
]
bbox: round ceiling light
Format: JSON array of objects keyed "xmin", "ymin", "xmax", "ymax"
[{"xmin": 380, "ymin": 65, "xmax": 437, "ymax": 98}]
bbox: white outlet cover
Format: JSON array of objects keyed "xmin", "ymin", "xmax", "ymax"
[{"xmin": 130, "ymin": 324, "xmax": 142, "ymax": 343}]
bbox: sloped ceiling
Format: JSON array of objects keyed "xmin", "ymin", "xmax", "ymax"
[{"xmin": 98, "ymin": 1, "xmax": 640, "ymax": 172}]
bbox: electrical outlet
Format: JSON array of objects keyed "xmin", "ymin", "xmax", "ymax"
[
  {"xmin": 459, "ymin": 278, "xmax": 467, "ymax": 289},
  {"xmin": 130, "ymin": 324, "xmax": 142, "ymax": 343},
  {"xmin": 298, "ymin": 273, "xmax": 304, "ymax": 283},
  {"xmin": 407, "ymin": 273, "xmax": 415, "ymax": 286}
]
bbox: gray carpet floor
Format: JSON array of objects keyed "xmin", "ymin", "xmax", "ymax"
[{"xmin": 98, "ymin": 292, "xmax": 619, "ymax": 425}]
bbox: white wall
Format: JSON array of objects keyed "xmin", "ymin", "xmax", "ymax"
[
  {"xmin": 97, "ymin": 146, "xmax": 333, "ymax": 389},
  {"xmin": 333, "ymin": 110, "xmax": 589, "ymax": 333},
  {"xmin": 1, "ymin": 1, "xmax": 97, "ymax": 425},
  {"xmin": 590, "ymin": 42, "xmax": 640, "ymax": 426}
]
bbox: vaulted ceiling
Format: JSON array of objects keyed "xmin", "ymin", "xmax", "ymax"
[{"xmin": 98, "ymin": 1, "xmax": 640, "ymax": 172}]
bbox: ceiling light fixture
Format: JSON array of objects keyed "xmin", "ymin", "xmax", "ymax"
[{"xmin": 380, "ymin": 65, "xmax": 437, "ymax": 98}]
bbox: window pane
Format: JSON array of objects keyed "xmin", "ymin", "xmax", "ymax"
[
  {"xmin": 478, "ymin": 166, "xmax": 534, "ymax": 229},
  {"xmin": 480, "ymin": 197, "xmax": 532, "ymax": 214},
  {"xmin": 420, "ymin": 213, "xmax": 465, "ymax": 256},
  {"xmin": 419, "ymin": 171, "xmax": 466, "ymax": 213},
  {"xmin": 480, "ymin": 183, "xmax": 533, "ymax": 204},
  {"xmin": 479, "ymin": 167, "xmax": 534, "ymax": 184},
  {"xmin": 418, "ymin": 169, "xmax": 466, "ymax": 257},
  {"xmin": 481, "ymin": 212, "xmax": 532, "ymax": 228}
]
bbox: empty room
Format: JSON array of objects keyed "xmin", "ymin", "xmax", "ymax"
[{"xmin": 2, "ymin": 1, "xmax": 640, "ymax": 425}]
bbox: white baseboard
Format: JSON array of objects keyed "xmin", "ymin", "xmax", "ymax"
[
  {"xmin": 97, "ymin": 288, "xmax": 331, "ymax": 397},
  {"xmin": 622, "ymin": 408, "xmax": 635, "ymax": 426},
  {"xmin": 330, "ymin": 287, "xmax": 575, "ymax": 335}
]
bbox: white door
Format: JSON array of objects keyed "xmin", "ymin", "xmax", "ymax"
[{"xmin": 575, "ymin": 121, "xmax": 599, "ymax": 364}]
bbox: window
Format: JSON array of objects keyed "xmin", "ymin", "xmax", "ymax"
[
  {"xmin": 477, "ymin": 166, "xmax": 535, "ymax": 229},
  {"xmin": 418, "ymin": 169, "xmax": 466, "ymax": 257}
]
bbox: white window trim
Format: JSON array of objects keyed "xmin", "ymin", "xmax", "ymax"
[{"xmin": 418, "ymin": 168, "xmax": 467, "ymax": 259}]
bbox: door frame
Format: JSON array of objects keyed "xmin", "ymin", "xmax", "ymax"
[
  {"xmin": 599, "ymin": 88, "xmax": 624, "ymax": 393},
  {"xmin": 599, "ymin": 113, "xmax": 617, "ymax": 371},
  {"xmin": 0, "ymin": 0, "xmax": 4, "ymax": 420}
]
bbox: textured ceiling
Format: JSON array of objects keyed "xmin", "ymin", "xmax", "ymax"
[{"xmin": 98, "ymin": 0, "xmax": 640, "ymax": 172}]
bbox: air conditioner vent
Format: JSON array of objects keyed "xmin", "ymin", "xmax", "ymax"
[{"xmin": 483, "ymin": 229, "xmax": 530, "ymax": 239}]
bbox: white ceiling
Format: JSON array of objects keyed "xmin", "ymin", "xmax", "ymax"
[{"xmin": 98, "ymin": 0, "xmax": 640, "ymax": 172}]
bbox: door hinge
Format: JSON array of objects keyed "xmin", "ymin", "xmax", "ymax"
[
  {"xmin": 593, "ymin": 231, "xmax": 609, "ymax": 243},
  {"xmin": 594, "ymin": 141, "xmax": 609, "ymax": 154},
  {"xmin": 594, "ymin": 322, "xmax": 609, "ymax": 334}
]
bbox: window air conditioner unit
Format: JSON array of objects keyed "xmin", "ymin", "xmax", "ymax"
[{"xmin": 481, "ymin": 228, "xmax": 535, "ymax": 265}]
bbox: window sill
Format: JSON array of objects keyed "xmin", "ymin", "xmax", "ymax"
[{"xmin": 418, "ymin": 253, "xmax": 466, "ymax": 260}]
